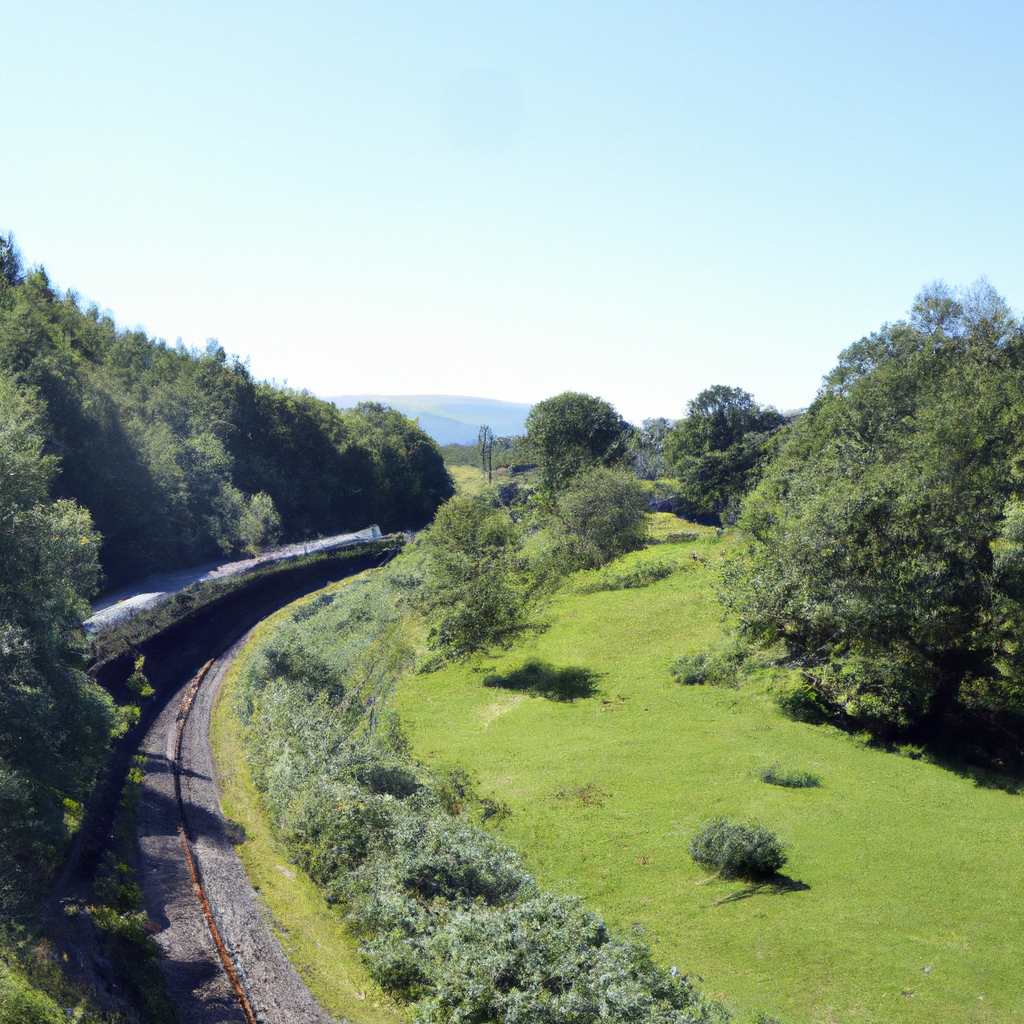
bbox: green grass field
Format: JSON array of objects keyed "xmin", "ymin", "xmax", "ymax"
[
  {"xmin": 446, "ymin": 463, "xmax": 487, "ymax": 494},
  {"xmin": 446, "ymin": 462, "xmax": 529, "ymax": 496},
  {"xmin": 394, "ymin": 519, "xmax": 1024, "ymax": 1024}
]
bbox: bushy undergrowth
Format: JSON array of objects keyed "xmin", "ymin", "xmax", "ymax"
[
  {"xmin": 670, "ymin": 648, "xmax": 740, "ymax": 688},
  {"xmin": 571, "ymin": 559, "xmax": 675, "ymax": 595},
  {"xmin": 0, "ymin": 944, "xmax": 74, "ymax": 1024},
  {"xmin": 689, "ymin": 819, "xmax": 788, "ymax": 880},
  {"xmin": 232, "ymin": 561, "xmax": 729, "ymax": 1023},
  {"xmin": 758, "ymin": 765, "xmax": 820, "ymax": 789},
  {"xmin": 773, "ymin": 680, "xmax": 833, "ymax": 724},
  {"xmin": 671, "ymin": 652, "xmax": 729, "ymax": 687},
  {"xmin": 670, "ymin": 639, "xmax": 790, "ymax": 690}
]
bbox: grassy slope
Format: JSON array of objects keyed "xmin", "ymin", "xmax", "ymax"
[
  {"xmin": 445, "ymin": 462, "xmax": 527, "ymax": 496},
  {"xmin": 209, "ymin": 582, "xmax": 405, "ymax": 1024},
  {"xmin": 394, "ymin": 519, "xmax": 1024, "ymax": 1024},
  {"xmin": 446, "ymin": 464, "xmax": 487, "ymax": 494}
]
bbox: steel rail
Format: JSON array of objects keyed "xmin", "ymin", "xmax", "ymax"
[{"xmin": 173, "ymin": 658, "xmax": 258, "ymax": 1024}]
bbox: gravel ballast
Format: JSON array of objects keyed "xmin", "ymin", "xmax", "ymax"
[{"xmin": 137, "ymin": 638, "xmax": 339, "ymax": 1024}]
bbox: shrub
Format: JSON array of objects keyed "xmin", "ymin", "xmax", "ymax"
[
  {"xmin": 413, "ymin": 893, "xmax": 726, "ymax": 1024},
  {"xmin": 671, "ymin": 654, "xmax": 710, "ymax": 686},
  {"xmin": 671, "ymin": 636, "xmax": 751, "ymax": 688},
  {"xmin": 431, "ymin": 764, "xmax": 476, "ymax": 816},
  {"xmin": 391, "ymin": 817, "xmax": 535, "ymax": 906},
  {"xmin": 689, "ymin": 818, "xmax": 787, "ymax": 879},
  {"xmin": 360, "ymin": 930, "xmax": 431, "ymax": 999},
  {"xmin": 554, "ymin": 467, "xmax": 649, "ymax": 568},
  {"xmin": 421, "ymin": 494, "xmax": 534, "ymax": 659},
  {"xmin": 670, "ymin": 650, "xmax": 737, "ymax": 688},
  {"xmin": 758, "ymin": 765, "xmax": 820, "ymax": 789},
  {"xmin": 574, "ymin": 559, "xmax": 675, "ymax": 594},
  {"xmin": 774, "ymin": 680, "xmax": 832, "ymax": 723}
]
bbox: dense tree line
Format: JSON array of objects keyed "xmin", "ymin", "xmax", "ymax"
[
  {"xmin": 0, "ymin": 234, "xmax": 453, "ymax": 588},
  {"xmin": 727, "ymin": 281, "xmax": 1024, "ymax": 762},
  {"xmin": 0, "ymin": 232, "xmax": 452, "ymax": 922},
  {"xmin": 0, "ymin": 376, "xmax": 116, "ymax": 912}
]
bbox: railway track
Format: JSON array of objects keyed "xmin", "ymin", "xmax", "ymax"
[
  {"xmin": 173, "ymin": 660, "xmax": 258, "ymax": 1024},
  {"xmin": 137, "ymin": 639, "xmax": 338, "ymax": 1023}
]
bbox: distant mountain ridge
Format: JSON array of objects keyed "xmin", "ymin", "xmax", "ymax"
[{"xmin": 326, "ymin": 394, "xmax": 533, "ymax": 445}]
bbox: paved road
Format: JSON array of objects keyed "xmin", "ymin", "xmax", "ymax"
[{"xmin": 137, "ymin": 638, "xmax": 340, "ymax": 1024}]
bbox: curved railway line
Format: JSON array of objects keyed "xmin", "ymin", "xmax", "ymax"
[
  {"xmin": 138, "ymin": 637, "xmax": 338, "ymax": 1023},
  {"xmin": 173, "ymin": 660, "xmax": 257, "ymax": 1024},
  {"xmin": 48, "ymin": 544, "xmax": 393, "ymax": 1021}
]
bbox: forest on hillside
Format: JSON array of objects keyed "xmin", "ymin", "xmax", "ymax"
[
  {"xmin": 0, "ymin": 232, "xmax": 455, "ymax": 1021},
  {"xmin": 0, "ymin": 235, "xmax": 453, "ymax": 588}
]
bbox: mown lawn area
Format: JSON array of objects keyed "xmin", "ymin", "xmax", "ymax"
[{"xmin": 394, "ymin": 520, "xmax": 1024, "ymax": 1024}]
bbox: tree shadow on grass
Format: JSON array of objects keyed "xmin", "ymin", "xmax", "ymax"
[
  {"xmin": 712, "ymin": 874, "xmax": 810, "ymax": 906},
  {"xmin": 483, "ymin": 661, "xmax": 600, "ymax": 701},
  {"xmin": 903, "ymin": 747, "xmax": 1023, "ymax": 795}
]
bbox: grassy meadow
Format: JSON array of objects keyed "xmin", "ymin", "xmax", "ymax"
[
  {"xmin": 393, "ymin": 518, "xmax": 1024, "ymax": 1024},
  {"xmin": 447, "ymin": 462, "xmax": 530, "ymax": 496},
  {"xmin": 446, "ymin": 463, "xmax": 488, "ymax": 494}
]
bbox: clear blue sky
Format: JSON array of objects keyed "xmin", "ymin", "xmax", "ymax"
[{"xmin": 2, "ymin": 1, "xmax": 1022, "ymax": 422}]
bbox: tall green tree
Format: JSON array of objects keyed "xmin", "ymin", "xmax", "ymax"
[
  {"xmin": 727, "ymin": 281, "xmax": 1024, "ymax": 750},
  {"xmin": 554, "ymin": 467, "xmax": 649, "ymax": 568},
  {"xmin": 524, "ymin": 391, "xmax": 629, "ymax": 492},
  {"xmin": 664, "ymin": 385, "xmax": 785, "ymax": 518},
  {"xmin": 421, "ymin": 495, "xmax": 532, "ymax": 659},
  {"xmin": 0, "ymin": 240, "xmax": 453, "ymax": 585},
  {"xmin": 628, "ymin": 416, "xmax": 674, "ymax": 480},
  {"xmin": 0, "ymin": 379, "xmax": 115, "ymax": 903}
]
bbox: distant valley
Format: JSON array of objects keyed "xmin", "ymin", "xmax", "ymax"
[{"xmin": 326, "ymin": 394, "xmax": 532, "ymax": 444}]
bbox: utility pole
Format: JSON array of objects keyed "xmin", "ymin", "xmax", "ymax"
[{"xmin": 478, "ymin": 424, "xmax": 494, "ymax": 484}]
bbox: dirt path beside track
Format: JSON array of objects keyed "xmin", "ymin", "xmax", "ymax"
[{"xmin": 137, "ymin": 637, "xmax": 339, "ymax": 1024}]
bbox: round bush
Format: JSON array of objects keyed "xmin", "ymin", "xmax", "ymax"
[
  {"xmin": 758, "ymin": 765, "xmax": 820, "ymax": 789},
  {"xmin": 689, "ymin": 818, "xmax": 787, "ymax": 879},
  {"xmin": 669, "ymin": 650, "xmax": 738, "ymax": 688}
]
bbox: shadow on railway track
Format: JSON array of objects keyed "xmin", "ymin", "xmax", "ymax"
[{"xmin": 56, "ymin": 544, "xmax": 397, "ymax": 896}]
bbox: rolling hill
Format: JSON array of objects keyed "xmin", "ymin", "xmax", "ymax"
[{"xmin": 326, "ymin": 394, "xmax": 532, "ymax": 445}]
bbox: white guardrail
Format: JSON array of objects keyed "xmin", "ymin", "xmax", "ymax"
[{"xmin": 83, "ymin": 526, "xmax": 385, "ymax": 633}]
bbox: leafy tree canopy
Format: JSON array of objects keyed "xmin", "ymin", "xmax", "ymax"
[
  {"xmin": 554, "ymin": 467, "xmax": 649, "ymax": 569},
  {"xmin": 664, "ymin": 385, "xmax": 785, "ymax": 517},
  {"xmin": 420, "ymin": 495, "xmax": 533, "ymax": 659},
  {"xmin": 524, "ymin": 391, "xmax": 629, "ymax": 492},
  {"xmin": 0, "ymin": 235, "xmax": 454, "ymax": 911},
  {"xmin": 0, "ymin": 245, "xmax": 453, "ymax": 585},
  {"xmin": 727, "ymin": 280, "xmax": 1024, "ymax": 757},
  {"xmin": 0, "ymin": 378, "xmax": 115, "ymax": 906}
]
